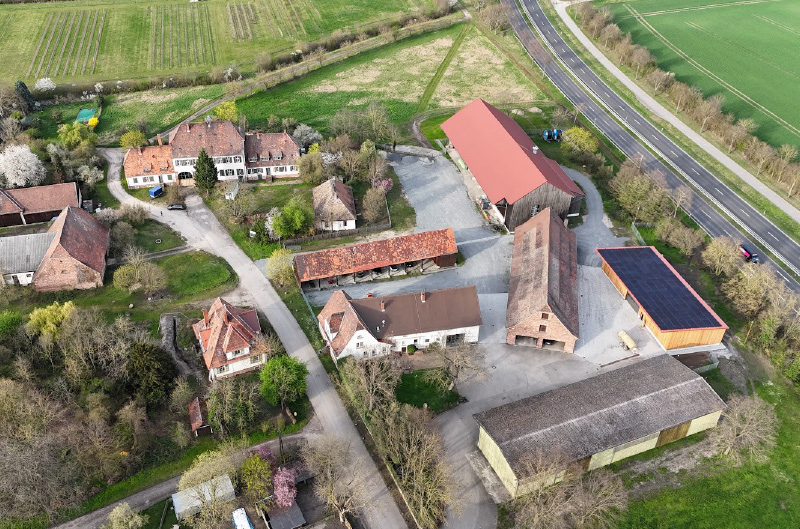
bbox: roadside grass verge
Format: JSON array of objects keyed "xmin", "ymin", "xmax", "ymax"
[
  {"xmin": 396, "ymin": 368, "xmax": 459, "ymax": 414},
  {"xmin": 274, "ymin": 282, "xmax": 324, "ymax": 351}
]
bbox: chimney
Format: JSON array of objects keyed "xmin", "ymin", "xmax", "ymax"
[
  {"xmin": 157, "ymin": 134, "xmax": 162, "ymax": 146},
  {"xmin": 532, "ymin": 145, "xmax": 539, "ymax": 155},
  {"xmin": 138, "ymin": 147, "xmax": 142, "ymax": 155},
  {"xmin": 380, "ymin": 300, "xmax": 385, "ymax": 312},
  {"xmin": 202, "ymin": 309, "xmax": 209, "ymax": 323},
  {"xmin": 420, "ymin": 292, "xmax": 426, "ymax": 303}
]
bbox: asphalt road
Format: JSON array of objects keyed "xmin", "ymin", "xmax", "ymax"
[
  {"xmin": 502, "ymin": 0, "xmax": 800, "ymax": 290},
  {"xmin": 65, "ymin": 149, "xmax": 409, "ymax": 529}
]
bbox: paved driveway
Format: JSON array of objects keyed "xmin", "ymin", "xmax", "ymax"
[{"xmin": 80, "ymin": 149, "xmax": 408, "ymax": 529}]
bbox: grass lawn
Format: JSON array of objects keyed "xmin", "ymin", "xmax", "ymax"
[
  {"xmin": 396, "ymin": 368, "xmax": 459, "ymax": 414},
  {"xmin": 160, "ymin": 251, "xmax": 233, "ymax": 296},
  {"xmin": 0, "ymin": 0, "xmax": 434, "ymax": 85},
  {"xmin": 275, "ymin": 282, "xmax": 324, "ymax": 351},
  {"xmin": 133, "ymin": 218, "xmax": 184, "ymax": 252},
  {"xmin": 141, "ymin": 498, "xmax": 179, "ymax": 529},
  {"xmin": 93, "ymin": 177, "xmax": 120, "ymax": 208},
  {"xmin": 604, "ymin": 0, "xmax": 800, "ymax": 150},
  {"xmin": 238, "ymin": 22, "xmax": 545, "ymax": 138},
  {"xmin": 618, "ymin": 371, "xmax": 800, "ymax": 528}
]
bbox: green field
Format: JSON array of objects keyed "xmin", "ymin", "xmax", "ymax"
[
  {"xmin": 605, "ymin": 0, "xmax": 800, "ymax": 149},
  {"xmin": 0, "ymin": 0, "xmax": 434, "ymax": 84},
  {"xmin": 237, "ymin": 23, "xmax": 547, "ymax": 135}
]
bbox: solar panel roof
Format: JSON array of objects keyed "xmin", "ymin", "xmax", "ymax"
[{"xmin": 597, "ymin": 247, "xmax": 727, "ymax": 332}]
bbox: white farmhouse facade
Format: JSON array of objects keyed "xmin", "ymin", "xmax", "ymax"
[{"xmin": 318, "ymin": 287, "xmax": 483, "ymax": 363}]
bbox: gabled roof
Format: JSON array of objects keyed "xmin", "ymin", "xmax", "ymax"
[
  {"xmin": 0, "ymin": 232, "xmax": 56, "ymax": 274},
  {"xmin": 313, "ymin": 179, "xmax": 357, "ymax": 223},
  {"xmin": 597, "ymin": 246, "xmax": 728, "ymax": 332},
  {"xmin": 0, "ymin": 183, "xmax": 79, "ymax": 216},
  {"xmin": 39, "ymin": 206, "xmax": 109, "ymax": 275},
  {"xmin": 317, "ymin": 290, "xmax": 368, "ymax": 356},
  {"xmin": 244, "ymin": 131, "xmax": 300, "ymax": 167},
  {"xmin": 168, "ymin": 120, "xmax": 244, "ymax": 159},
  {"xmin": 318, "ymin": 287, "xmax": 482, "ymax": 357},
  {"xmin": 506, "ymin": 208, "xmax": 579, "ymax": 337},
  {"xmin": 294, "ymin": 228, "xmax": 458, "ymax": 283},
  {"xmin": 474, "ymin": 355, "xmax": 725, "ymax": 478},
  {"xmin": 188, "ymin": 397, "xmax": 208, "ymax": 433},
  {"xmin": 441, "ymin": 99, "xmax": 583, "ymax": 205},
  {"xmin": 192, "ymin": 297, "xmax": 261, "ymax": 369},
  {"xmin": 123, "ymin": 145, "xmax": 175, "ymax": 177}
]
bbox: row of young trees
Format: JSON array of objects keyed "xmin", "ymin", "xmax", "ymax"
[{"xmin": 574, "ymin": 4, "xmax": 800, "ymax": 197}]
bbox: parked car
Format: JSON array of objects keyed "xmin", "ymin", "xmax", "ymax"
[
  {"xmin": 738, "ymin": 244, "xmax": 760, "ymax": 264},
  {"xmin": 167, "ymin": 203, "xmax": 186, "ymax": 211}
]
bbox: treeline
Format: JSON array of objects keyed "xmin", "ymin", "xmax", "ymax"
[
  {"xmin": 340, "ymin": 358, "xmax": 454, "ymax": 529},
  {"xmin": 575, "ymin": 4, "xmax": 800, "ymax": 197}
]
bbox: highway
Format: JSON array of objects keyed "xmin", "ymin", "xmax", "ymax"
[{"xmin": 501, "ymin": 0, "xmax": 800, "ymax": 290}]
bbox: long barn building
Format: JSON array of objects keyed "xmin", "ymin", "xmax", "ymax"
[
  {"xmin": 441, "ymin": 99, "xmax": 584, "ymax": 231},
  {"xmin": 474, "ymin": 355, "xmax": 725, "ymax": 498},
  {"xmin": 597, "ymin": 246, "xmax": 728, "ymax": 350}
]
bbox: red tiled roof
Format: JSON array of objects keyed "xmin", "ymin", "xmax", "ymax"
[
  {"xmin": 0, "ymin": 183, "xmax": 79, "ymax": 216},
  {"xmin": 441, "ymin": 99, "xmax": 583, "ymax": 205},
  {"xmin": 293, "ymin": 228, "xmax": 458, "ymax": 283},
  {"xmin": 317, "ymin": 291, "xmax": 367, "ymax": 356},
  {"xmin": 192, "ymin": 297, "xmax": 261, "ymax": 369},
  {"xmin": 506, "ymin": 208, "xmax": 579, "ymax": 337},
  {"xmin": 313, "ymin": 179, "xmax": 357, "ymax": 223},
  {"xmin": 123, "ymin": 145, "xmax": 175, "ymax": 177},
  {"xmin": 244, "ymin": 132, "xmax": 300, "ymax": 168},
  {"xmin": 188, "ymin": 397, "xmax": 207, "ymax": 432},
  {"xmin": 40, "ymin": 206, "xmax": 109, "ymax": 275},
  {"xmin": 168, "ymin": 121, "xmax": 244, "ymax": 159}
]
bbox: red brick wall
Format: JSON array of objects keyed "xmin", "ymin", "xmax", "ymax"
[
  {"xmin": 34, "ymin": 257, "xmax": 103, "ymax": 291},
  {"xmin": 507, "ymin": 310, "xmax": 578, "ymax": 353}
]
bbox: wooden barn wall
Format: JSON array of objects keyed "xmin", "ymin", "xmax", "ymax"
[
  {"xmin": 506, "ymin": 183, "xmax": 572, "ymax": 231},
  {"xmin": 644, "ymin": 316, "xmax": 726, "ymax": 350},
  {"xmin": 600, "ymin": 261, "xmax": 629, "ymax": 298}
]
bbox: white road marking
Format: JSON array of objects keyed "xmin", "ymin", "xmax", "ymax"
[
  {"xmin": 692, "ymin": 168, "xmax": 699, "ymax": 174},
  {"xmin": 715, "ymin": 188, "xmax": 723, "ymax": 194},
  {"xmin": 671, "ymin": 150, "xmax": 677, "ymax": 156},
  {"xmin": 741, "ymin": 209, "xmax": 750, "ymax": 217},
  {"xmin": 769, "ymin": 232, "xmax": 779, "ymax": 240}
]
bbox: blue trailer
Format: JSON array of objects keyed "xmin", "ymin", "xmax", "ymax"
[
  {"xmin": 553, "ymin": 129, "xmax": 563, "ymax": 141},
  {"xmin": 542, "ymin": 129, "xmax": 553, "ymax": 142},
  {"xmin": 149, "ymin": 186, "xmax": 163, "ymax": 199}
]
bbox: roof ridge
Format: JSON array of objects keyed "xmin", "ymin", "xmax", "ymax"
[
  {"xmin": 1, "ymin": 189, "xmax": 25, "ymax": 212},
  {"xmin": 497, "ymin": 375, "xmax": 701, "ymax": 449}
]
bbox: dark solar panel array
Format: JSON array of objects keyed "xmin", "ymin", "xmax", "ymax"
[{"xmin": 598, "ymin": 247, "xmax": 723, "ymax": 331}]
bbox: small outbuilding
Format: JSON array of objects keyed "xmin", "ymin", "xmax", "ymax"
[
  {"xmin": 597, "ymin": 246, "xmax": 728, "ymax": 350},
  {"xmin": 188, "ymin": 396, "xmax": 213, "ymax": 437},
  {"xmin": 293, "ymin": 228, "xmax": 458, "ymax": 289},
  {"xmin": 474, "ymin": 355, "xmax": 725, "ymax": 498},
  {"xmin": 505, "ymin": 208, "xmax": 578, "ymax": 353},
  {"xmin": 0, "ymin": 182, "xmax": 80, "ymax": 228},
  {"xmin": 171, "ymin": 474, "xmax": 236, "ymax": 520},
  {"xmin": 312, "ymin": 178, "xmax": 357, "ymax": 232}
]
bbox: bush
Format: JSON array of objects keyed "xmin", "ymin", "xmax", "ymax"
[{"xmin": 120, "ymin": 203, "xmax": 149, "ymax": 225}]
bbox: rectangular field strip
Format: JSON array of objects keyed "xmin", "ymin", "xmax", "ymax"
[
  {"xmin": 149, "ymin": 3, "xmax": 215, "ymax": 70},
  {"xmin": 26, "ymin": 9, "xmax": 106, "ymax": 79}
]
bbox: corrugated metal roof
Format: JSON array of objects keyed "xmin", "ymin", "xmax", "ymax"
[
  {"xmin": 474, "ymin": 355, "xmax": 725, "ymax": 479},
  {"xmin": 171, "ymin": 475, "xmax": 235, "ymax": 520},
  {"xmin": 0, "ymin": 232, "xmax": 56, "ymax": 274}
]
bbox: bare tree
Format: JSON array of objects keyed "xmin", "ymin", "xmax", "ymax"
[
  {"xmin": 480, "ymin": 4, "xmax": 510, "ymax": 34},
  {"xmin": 666, "ymin": 185, "xmax": 692, "ymax": 217},
  {"xmin": 341, "ymin": 356, "xmax": 401, "ymax": 414},
  {"xmin": 630, "ymin": 46, "xmax": 654, "ymax": 79},
  {"xmin": 101, "ymin": 502, "xmax": 148, "ymax": 529},
  {"xmin": 723, "ymin": 263, "xmax": 777, "ymax": 319},
  {"xmin": 773, "ymin": 144, "xmax": 798, "ymax": 184},
  {"xmin": 667, "ymin": 82, "xmax": 703, "ymax": 113},
  {"xmin": 551, "ymin": 106, "xmax": 573, "ymax": 130},
  {"xmin": 669, "ymin": 226, "xmax": 705, "ymax": 262},
  {"xmin": 722, "ymin": 118, "xmax": 756, "ymax": 153},
  {"xmin": 338, "ymin": 150, "xmax": 363, "ymax": 183},
  {"xmin": 587, "ymin": 8, "xmax": 612, "ymax": 38},
  {"xmin": 701, "ymin": 236, "xmax": 740, "ymax": 277},
  {"xmin": 646, "ymin": 69, "xmax": 674, "ymax": 95},
  {"xmin": 613, "ymin": 33, "xmax": 635, "ymax": 66},
  {"xmin": 302, "ymin": 435, "xmax": 367, "ymax": 529},
  {"xmin": 600, "ymin": 23, "xmax": 622, "ymax": 47},
  {"xmin": 709, "ymin": 394, "xmax": 778, "ymax": 465},
  {"xmin": 567, "ymin": 469, "xmax": 628, "ymax": 529},
  {"xmin": 694, "ymin": 93, "xmax": 725, "ymax": 133},
  {"xmin": 425, "ymin": 341, "xmax": 486, "ymax": 391},
  {"xmin": 745, "ymin": 139, "xmax": 777, "ymax": 176}
]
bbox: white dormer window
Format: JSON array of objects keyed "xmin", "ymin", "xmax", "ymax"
[
  {"xmin": 249, "ymin": 156, "xmax": 257, "ymax": 163},
  {"xmin": 260, "ymin": 155, "xmax": 269, "ymax": 161}
]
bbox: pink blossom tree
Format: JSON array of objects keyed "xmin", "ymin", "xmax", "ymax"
[{"xmin": 273, "ymin": 468, "xmax": 297, "ymax": 508}]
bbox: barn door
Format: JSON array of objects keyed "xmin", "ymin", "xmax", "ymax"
[{"xmin": 657, "ymin": 420, "xmax": 691, "ymax": 447}]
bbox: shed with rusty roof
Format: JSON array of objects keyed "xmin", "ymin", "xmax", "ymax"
[{"xmin": 506, "ymin": 208, "xmax": 578, "ymax": 353}]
